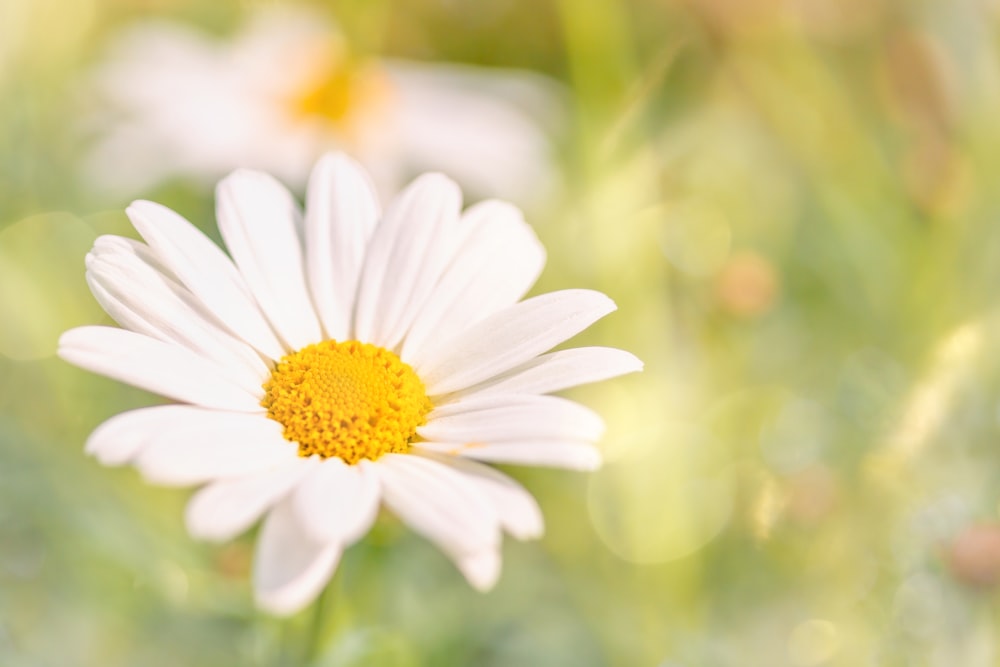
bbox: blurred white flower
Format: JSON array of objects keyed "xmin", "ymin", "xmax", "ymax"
[
  {"xmin": 84, "ymin": 8, "xmax": 563, "ymax": 205},
  {"xmin": 58, "ymin": 153, "xmax": 640, "ymax": 615}
]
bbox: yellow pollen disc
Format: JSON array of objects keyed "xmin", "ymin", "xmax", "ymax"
[
  {"xmin": 286, "ymin": 38, "xmax": 394, "ymax": 140},
  {"xmin": 262, "ymin": 340, "xmax": 432, "ymax": 465}
]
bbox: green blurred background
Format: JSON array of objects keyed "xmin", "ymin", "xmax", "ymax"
[{"xmin": 5, "ymin": 0, "xmax": 1000, "ymax": 665}]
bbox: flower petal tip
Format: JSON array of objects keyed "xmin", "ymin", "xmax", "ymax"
[
  {"xmin": 314, "ymin": 150, "xmax": 363, "ymax": 173},
  {"xmin": 124, "ymin": 199, "xmax": 164, "ymax": 221},
  {"xmin": 458, "ymin": 549, "xmax": 502, "ymax": 592},
  {"xmin": 84, "ymin": 441, "xmax": 126, "ymax": 467},
  {"xmin": 513, "ymin": 524, "xmax": 545, "ymax": 542},
  {"xmin": 581, "ymin": 450, "xmax": 603, "ymax": 471},
  {"xmin": 624, "ymin": 351, "xmax": 645, "ymax": 374},
  {"xmin": 254, "ymin": 591, "xmax": 306, "ymax": 618},
  {"xmin": 55, "ymin": 326, "xmax": 89, "ymax": 360}
]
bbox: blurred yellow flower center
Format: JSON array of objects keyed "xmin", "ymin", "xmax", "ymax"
[
  {"xmin": 262, "ymin": 340, "xmax": 432, "ymax": 464},
  {"xmin": 287, "ymin": 39, "xmax": 393, "ymax": 139}
]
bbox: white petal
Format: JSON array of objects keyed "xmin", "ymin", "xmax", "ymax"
[
  {"xmin": 58, "ymin": 326, "xmax": 262, "ymax": 411},
  {"xmin": 455, "ymin": 548, "xmax": 501, "ymax": 591},
  {"xmin": 444, "ymin": 347, "xmax": 643, "ymax": 401},
  {"xmin": 415, "ymin": 451, "xmax": 543, "ymax": 540},
  {"xmin": 415, "ymin": 289, "xmax": 617, "ymax": 395},
  {"xmin": 376, "ymin": 453, "xmax": 499, "ymax": 559},
  {"xmin": 400, "ymin": 200, "xmax": 545, "ymax": 361},
  {"xmin": 304, "ymin": 153, "xmax": 380, "ymax": 341},
  {"xmin": 292, "ymin": 457, "xmax": 381, "ymax": 546},
  {"xmin": 85, "ymin": 405, "xmax": 201, "ymax": 466},
  {"xmin": 385, "ymin": 62, "xmax": 561, "ymax": 204},
  {"xmin": 133, "ymin": 411, "xmax": 297, "ymax": 486},
  {"xmin": 126, "ymin": 200, "xmax": 286, "ymax": 358},
  {"xmin": 417, "ymin": 440, "xmax": 602, "ymax": 471},
  {"xmin": 254, "ymin": 495, "xmax": 341, "ymax": 617},
  {"xmin": 353, "ymin": 174, "xmax": 462, "ymax": 349},
  {"xmin": 185, "ymin": 458, "xmax": 318, "ymax": 542},
  {"xmin": 419, "ymin": 395, "xmax": 605, "ymax": 443},
  {"xmin": 216, "ymin": 169, "xmax": 322, "ymax": 350},
  {"xmin": 89, "ymin": 234, "xmax": 176, "ymax": 279},
  {"xmin": 86, "ymin": 236, "xmax": 270, "ymax": 391}
]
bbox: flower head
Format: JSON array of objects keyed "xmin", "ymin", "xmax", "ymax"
[
  {"xmin": 59, "ymin": 154, "xmax": 641, "ymax": 615},
  {"xmin": 86, "ymin": 7, "xmax": 561, "ymax": 205}
]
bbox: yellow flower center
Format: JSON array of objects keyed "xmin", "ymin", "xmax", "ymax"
[
  {"xmin": 262, "ymin": 340, "xmax": 432, "ymax": 464},
  {"xmin": 285, "ymin": 38, "xmax": 393, "ymax": 141}
]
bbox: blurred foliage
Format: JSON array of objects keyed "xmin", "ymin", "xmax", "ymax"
[{"xmin": 5, "ymin": 0, "xmax": 1000, "ymax": 665}]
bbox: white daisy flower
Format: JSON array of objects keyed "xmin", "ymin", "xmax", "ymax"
[
  {"xmin": 85, "ymin": 7, "xmax": 562, "ymax": 206},
  {"xmin": 58, "ymin": 154, "xmax": 640, "ymax": 616}
]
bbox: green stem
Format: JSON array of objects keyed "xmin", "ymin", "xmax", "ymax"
[
  {"xmin": 302, "ymin": 583, "xmax": 333, "ymax": 665},
  {"xmin": 273, "ymin": 616, "xmax": 291, "ymax": 667}
]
